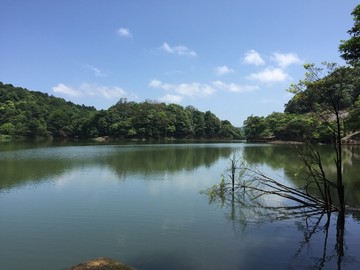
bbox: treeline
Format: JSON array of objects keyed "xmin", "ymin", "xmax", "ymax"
[
  {"xmin": 0, "ymin": 82, "xmax": 241, "ymax": 140},
  {"xmin": 243, "ymin": 65, "xmax": 360, "ymax": 143},
  {"xmin": 243, "ymin": 4, "xmax": 360, "ymax": 143},
  {"xmin": 0, "ymin": 82, "xmax": 96, "ymax": 139}
]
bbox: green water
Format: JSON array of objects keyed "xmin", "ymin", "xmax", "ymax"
[{"xmin": 0, "ymin": 142, "xmax": 359, "ymax": 269}]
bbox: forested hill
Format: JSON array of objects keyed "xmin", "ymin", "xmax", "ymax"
[
  {"xmin": 0, "ymin": 82, "xmax": 241, "ymax": 140},
  {"xmin": 243, "ymin": 65, "xmax": 360, "ymax": 143}
]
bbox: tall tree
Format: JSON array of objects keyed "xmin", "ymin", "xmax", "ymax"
[
  {"xmin": 288, "ymin": 63, "xmax": 354, "ymax": 212},
  {"xmin": 339, "ymin": 4, "xmax": 360, "ymax": 66}
]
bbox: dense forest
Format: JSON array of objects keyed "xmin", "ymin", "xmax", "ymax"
[
  {"xmin": 243, "ymin": 64, "xmax": 360, "ymax": 143},
  {"xmin": 243, "ymin": 4, "xmax": 360, "ymax": 143},
  {"xmin": 0, "ymin": 82, "xmax": 241, "ymax": 140}
]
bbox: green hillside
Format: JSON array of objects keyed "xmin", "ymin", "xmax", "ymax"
[
  {"xmin": 0, "ymin": 82, "xmax": 241, "ymax": 140},
  {"xmin": 243, "ymin": 64, "xmax": 360, "ymax": 143}
]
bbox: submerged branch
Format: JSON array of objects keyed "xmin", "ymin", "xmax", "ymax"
[{"xmin": 202, "ymin": 153, "xmax": 339, "ymax": 223}]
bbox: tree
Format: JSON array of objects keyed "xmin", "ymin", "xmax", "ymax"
[
  {"xmin": 219, "ymin": 120, "xmax": 240, "ymax": 139},
  {"xmin": 187, "ymin": 106, "xmax": 205, "ymax": 138},
  {"xmin": 48, "ymin": 109, "xmax": 71, "ymax": 137},
  {"xmin": 339, "ymin": 4, "xmax": 360, "ymax": 66},
  {"xmin": 243, "ymin": 115, "xmax": 268, "ymax": 141},
  {"xmin": 346, "ymin": 95, "xmax": 360, "ymax": 131},
  {"xmin": 204, "ymin": 111, "xmax": 221, "ymax": 138},
  {"xmin": 287, "ymin": 63, "xmax": 353, "ymax": 213},
  {"xmin": 0, "ymin": 123, "xmax": 15, "ymax": 135}
]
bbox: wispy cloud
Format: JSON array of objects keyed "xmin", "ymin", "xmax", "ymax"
[
  {"xmin": 244, "ymin": 50, "xmax": 265, "ymax": 66},
  {"xmin": 159, "ymin": 94, "xmax": 183, "ymax": 103},
  {"xmin": 81, "ymin": 83, "xmax": 126, "ymax": 99},
  {"xmin": 176, "ymin": 83, "xmax": 215, "ymax": 96},
  {"xmin": 212, "ymin": 80, "xmax": 258, "ymax": 92},
  {"xmin": 161, "ymin": 42, "xmax": 197, "ymax": 57},
  {"xmin": 53, "ymin": 83, "xmax": 81, "ymax": 97},
  {"xmin": 84, "ymin": 65, "xmax": 107, "ymax": 77},
  {"xmin": 149, "ymin": 78, "xmax": 258, "ymax": 104},
  {"xmin": 149, "ymin": 79, "xmax": 172, "ymax": 90},
  {"xmin": 149, "ymin": 79, "xmax": 215, "ymax": 99},
  {"xmin": 271, "ymin": 52, "xmax": 302, "ymax": 68},
  {"xmin": 247, "ymin": 67, "xmax": 290, "ymax": 83},
  {"xmin": 215, "ymin": 65, "xmax": 234, "ymax": 76},
  {"xmin": 52, "ymin": 83, "xmax": 127, "ymax": 100},
  {"xmin": 116, "ymin": 27, "xmax": 132, "ymax": 38}
]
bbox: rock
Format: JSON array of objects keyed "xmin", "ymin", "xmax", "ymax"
[
  {"xmin": 92, "ymin": 136, "xmax": 110, "ymax": 142},
  {"xmin": 66, "ymin": 257, "xmax": 134, "ymax": 270}
]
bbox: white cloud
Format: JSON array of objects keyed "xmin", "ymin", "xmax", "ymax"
[
  {"xmin": 161, "ymin": 42, "xmax": 197, "ymax": 57},
  {"xmin": 148, "ymin": 79, "xmax": 162, "ymax": 88},
  {"xmin": 52, "ymin": 83, "xmax": 127, "ymax": 100},
  {"xmin": 244, "ymin": 50, "xmax": 265, "ymax": 66},
  {"xmin": 149, "ymin": 79, "xmax": 172, "ymax": 90},
  {"xmin": 247, "ymin": 67, "xmax": 290, "ymax": 83},
  {"xmin": 271, "ymin": 52, "xmax": 302, "ymax": 68},
  {"xmin": 53, "ymin": 83, "xmax": 81, "ymax": 97},
  {"xmin": 84, "ymin": 65, "xmax": 107, "ymax": 77},
  {"xmin": 149, "ymin": 79, "xmax": 215, "ymax": 98},
  {"xmin": 215, "ymin": 65, "xmax": 234, "ymax": 75},
  {"xmin": 80, "ymin": 83, "xmax": 126, "ymax": 99},
  {"xmin": 116, "ymin": 27, "xmax": 132, "ymax": 38},
  {"xmin": 150, "ymin": 79, "xmax": 257, "ymax": 103},
  {"xmin": 176, "ymin": 83, "xmax": 215, "ymax": 96},
  {"xmin": 159, "ymin": 94, "xmax": 183, "ymax": 103},
  {"xmin": 212, "ymin": 80, "xmax": 258, "ymax": 92}
]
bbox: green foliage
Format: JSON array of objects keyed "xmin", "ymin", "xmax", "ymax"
[
  {"xmin": 0, "ymin": 82, "xmax": 96, "ymax": 138},
  {"xmin": 285, "ymin": 64, "xmax": 358, "ymax": 114},
  {"xmin": 201, "ymin": 177, "xmax": 227, "ymax": 206},
  {"xmin": 0, "ymin": 123, "xmax": 15, "ymax": 135},
  {"xmin": 244, "ymin": 63, "xmax": 360, "ymax": 143},
  {"xmin": 339, "ymin": 4, "xmax": 360, "ymax": 66},
  {"xmin": 243, "ymin": 115, "xmax": 269, "ymax": 141},
  {"xmin": 0, "ymin": 82, "xmax": 241, "ymax": 140},
  {"xmin": 346, "ymin": 96, "xmax": 360, "ymax": 131}
]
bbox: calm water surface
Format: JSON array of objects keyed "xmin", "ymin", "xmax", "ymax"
[{"xmin": 0, "ymin": 142, "xmax": 359, "ymax": 270}]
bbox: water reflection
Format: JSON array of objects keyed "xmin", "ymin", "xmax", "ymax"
[
  {"xmin": 106, "ymin": 145, "xmax": 233, "ymax": 180},
  {"xmin": 205, "ymin": 144, "xmax": 360, "ymax": 269},
  {"xmin": 289, "ymin": 212, "xmax": 345, "ymax": 270},
  {"xmin": 208, "ymin": 185, "xmax": 353, "ymax": 269},
  {"xmin": 0, "ymin": 143, "xmax": 234, "ymax": 191},
  {"xmin": 242, "ymin": 144, "xmax": 360, "ymax": 207}
]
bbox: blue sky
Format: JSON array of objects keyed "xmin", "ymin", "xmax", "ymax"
[{"xmin": 0, "ymin": 0, "xmax": 358, "ymax": 126}]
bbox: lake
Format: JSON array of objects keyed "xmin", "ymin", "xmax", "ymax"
[{"xmin": 0, "ymin": 142, "xmax": 359, "ymax": 270}]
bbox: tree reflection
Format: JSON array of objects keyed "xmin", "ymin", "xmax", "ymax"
[
  {"xmin": 242, "ymin": 144, "xmax": 360, "ymax": 207},
  {"xmin": 0, "ymin": 144, "xmax": 234, "ymax": 191},
  {"xmin": 202, "ymin": 154, "xmax": 349, "ymax": 269},
  {"xmin": 106, "ymin": 145, "xmax": 233, "ymax": 180},
  {"xmin": 206, "ymin": 188, "xmax": 347, "ymax": 269},
  {"xmin": 291, "ymin": 212, "xmax": 345, "ymax": 270}
]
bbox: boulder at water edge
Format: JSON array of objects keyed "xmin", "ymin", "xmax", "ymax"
[{"xmin": 65, "ymin": 257, "xmax": 134, "ymax": 270}]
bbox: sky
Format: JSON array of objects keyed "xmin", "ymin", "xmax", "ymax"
[{"xmin": 0, "ymin": 0, "xmax": 358, "ymax": 127}]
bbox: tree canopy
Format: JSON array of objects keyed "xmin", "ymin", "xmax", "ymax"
[
  {"xmin": 339, "ymin": 4, "xmax": 360, "ymax": 66},
  {"xmin": 0, "ymin": 82, "xmax": 241, "ymax": 140},
  {"xmin": 243, "ymin": 64, "xmax": 360, "ymax": 143}
]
